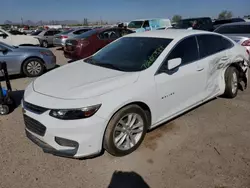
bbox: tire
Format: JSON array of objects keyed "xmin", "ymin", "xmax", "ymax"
[
  {"xmin": 0, "ymin": 105, "xmax": 9, "ymax": 115},
  {"xmin": 42, "ymin": 40, "xmax": 48, "ymax": 48},
  {"xmin": 104, "ymin": 105, "xmax": 148, "ymax": 156},
  {"xmin": 22, "ymin": 58, "xmax": 45, "ymax": 77},
  {"xmin": 223, "ymin": 66, "xmax": 239, "ymax": 98}
]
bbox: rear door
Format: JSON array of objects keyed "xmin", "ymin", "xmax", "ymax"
[{"xmin": 196, "ymin": 34, "xmax": 234, "ymax": 97}]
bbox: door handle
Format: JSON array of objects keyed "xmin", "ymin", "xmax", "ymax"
[{"xmin": 197, "ymin": 67, "xmax": 204, "ymax": 71}]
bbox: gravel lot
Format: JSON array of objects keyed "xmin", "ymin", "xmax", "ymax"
[{"xmin": 1, "ymin": 47, "xmax": 250, "ymax": 188}]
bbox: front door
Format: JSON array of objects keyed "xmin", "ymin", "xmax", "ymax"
[
  {"xmin": 0, "ymin": 45, "xmax": 21, "ymax": 75},
  {"xmin": 154, "ymin": 36, "xmax": 207, "ymax": 122}
]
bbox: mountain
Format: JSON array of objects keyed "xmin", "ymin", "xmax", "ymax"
[{"xmin": 3, "ymin": 19, "xmax": 81, "ymax": 26}]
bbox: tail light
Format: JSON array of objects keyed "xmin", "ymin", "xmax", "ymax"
[
  {"xmin": 242, "ymin": 39, "xmax": 250, "ymax": 46},
  {"xmin": 60, "ymin": 35, "xmax": 68, "ymax": 39}
]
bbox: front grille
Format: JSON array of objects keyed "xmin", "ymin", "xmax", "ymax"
[
  {"xmin": 24, "ymin": 115, "xmax": 46, "ymax": 136},
  {"xmin": 23, "ymin": 101, "xmax": 48, "ymax": 114}
]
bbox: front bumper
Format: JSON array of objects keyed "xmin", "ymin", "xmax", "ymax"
[
  {"xmin": 23, "ymin": 101, "xmax": 107, "ymax": 158},
  {"xmin": 43, "ymin": 55, "xmax": 57, "ymax": 70}
]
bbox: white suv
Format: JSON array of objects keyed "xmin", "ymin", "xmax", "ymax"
[
  {"xmin": 23, "ymin": 30, "xmax": 249, "ymax": 158},
  {"xmin": 0, "ymin": 28, "xmax": 40, "ymax": 46}
]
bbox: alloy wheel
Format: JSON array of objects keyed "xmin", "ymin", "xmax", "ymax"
[
  {"xmin": 113, "ymin": 113, "xmax": 144, "ymax": 151},
  {"xmin": 26, "ymin": 61, "xmax": 42, "ymax": 76}
]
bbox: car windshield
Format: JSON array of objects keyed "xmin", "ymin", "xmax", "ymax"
[
  {"xmin": 73, "ymin": 29, "xmax": 97, "ymax": 39},
  {"xmin": 128, "ymin": 21, "xmax": 144, "ymax": 29},
  {"xmin": 84, "ymin": 37, "xmax": 173, "ymax": 72}
]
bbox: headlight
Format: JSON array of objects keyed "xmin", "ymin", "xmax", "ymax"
[
  {"xmin": 49, "ymin": 104, "xmax": 101, "ymax": 120},
  {"xmin": 40, "ymin": 50, "xmax": 53, "ymax": 56}
]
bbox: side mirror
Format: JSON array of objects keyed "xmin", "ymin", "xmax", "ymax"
[{"xmin": 168, "ymin": 58, "xmax": 182, "ymax": 70}]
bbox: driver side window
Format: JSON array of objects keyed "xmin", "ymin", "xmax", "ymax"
[{"xmin": 166, "ymin": 36, "xmax": 199, "ymax": 66}]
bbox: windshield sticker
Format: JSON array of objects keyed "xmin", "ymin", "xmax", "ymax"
[{"xmin": 141, "ymin": 46, "xmax": 165, "ymax": 69}]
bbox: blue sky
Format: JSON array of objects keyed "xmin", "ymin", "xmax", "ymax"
[{"xmin": 1, "ymin": 0, "xmax": 249, "ymax": 23}]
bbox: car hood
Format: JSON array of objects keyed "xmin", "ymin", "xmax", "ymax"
[
  {"xmin": 33, "ymin": 61, "xmax": 139, "ymax": 99},
  {"xmin": 8, "ymin": 35, "xmax": 39, "ymax": 45}
]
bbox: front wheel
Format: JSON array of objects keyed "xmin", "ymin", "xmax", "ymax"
[
  {"xmin": 22, "ymin": 58, "xmax": 45, "ymax": 77},
  {"xmin": 42, "ymin": 40, "xmax": 48, "ymax": 48},
  {"xmin": 104, "ymin": 105, "xmax": 148, "ymax": 156},
  {"xmin": 223, "ymin": 66, "xmax": 239, "ymax": 98}
]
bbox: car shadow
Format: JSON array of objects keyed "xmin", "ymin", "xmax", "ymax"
[
  {"xmin": 56, "ymin": 47, "xmax": 64, "ymax": 51},
  {"xmin": 107, "ymin": 171, "xmax": 150, "ymax": 188}
]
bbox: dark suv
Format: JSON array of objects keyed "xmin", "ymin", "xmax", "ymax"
[
  {"xmin": 174, "ymin": 17, "xmax": 214, "ymax": 31},
  {"xmin": 213, "ymin": 18, "xmax": 246, "ymax": 30}
]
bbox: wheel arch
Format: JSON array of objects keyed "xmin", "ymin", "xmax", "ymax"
[
  {"xmin": 101, "ymin": 100, "xmax": 152, "ymax": 150},
  {"xmin": 20, "ymin": 56, "xmax": 46, "ymax": 74}
]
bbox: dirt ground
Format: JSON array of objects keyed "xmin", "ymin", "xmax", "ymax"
[{"xmin": 0, "ymin": 47, "xmax": 250, "ymax": 188}]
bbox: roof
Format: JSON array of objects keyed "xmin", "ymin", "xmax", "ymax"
[
  {"xmin": 125, "ymin": 29, "xmax": 211, "ymax": 39},
  {"xmin": 216, "ymin": 22, "xmax": 250, "ymax": 27},
  {"xmin": 131, "ymin": 18, "xmax": 170, "ymax": 21}
]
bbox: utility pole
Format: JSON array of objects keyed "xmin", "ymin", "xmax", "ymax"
[{"xmin": 21, "ymin": 17, "xmax": 23, "ymax": 26}]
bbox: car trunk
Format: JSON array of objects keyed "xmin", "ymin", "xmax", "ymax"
[{"xmin": 65, "ymin": 39, "xmax": 79, "ymax": 52}]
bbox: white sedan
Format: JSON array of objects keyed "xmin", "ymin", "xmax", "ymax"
[
  {"xmin": 23, "ymin": 30, "xmax": 249, "ymax": 158},
  {"xmin": 0, "ymin": 28, "xmax": 40, "ymax": 46}
]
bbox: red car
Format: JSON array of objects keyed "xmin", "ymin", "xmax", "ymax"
[{"xmin": 64, "ymin": 27, "xmax": 134, "ymax": 60}]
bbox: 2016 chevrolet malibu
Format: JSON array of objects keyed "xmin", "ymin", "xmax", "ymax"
[{"xmin": 23, "ymin": 30, "xmax": 249, "ymax": 158}]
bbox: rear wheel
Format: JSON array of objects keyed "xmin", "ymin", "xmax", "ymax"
[
  {"xmin": 104, "ymin": 105, "xmax": 148, "ymax": 156},
  {"xmin": 42, "ymin": 40, "xmax": 48, "ymax": 48},
  {"xmin": 0, "ymin": 105, "xmax": 9, "ymax": 115},
  {"xmin": 223, "ymin": 66, "xmax": 239, "ymax": 98},
  {"xmin": 22, "ymin": 58, "xmax": 45, "ymax": 77}
]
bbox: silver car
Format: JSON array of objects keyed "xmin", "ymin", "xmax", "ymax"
[
  {"xmin": 214, "ymin": 22, "xmax": 250, "ymax": 53},
  {"xmin": 53, "ymin": 28, "xmax": 92, "ymax": 47},
  {"xmin": 0, "ymin": 42, "xmax": 56, "ymax": 77},
  {"xmin": 35, "ymin": 29, "xmax": 61, "ymax": 48}
]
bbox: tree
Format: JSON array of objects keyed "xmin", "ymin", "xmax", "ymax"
[
  {"xmin": 218, "ymin": 11, "xmax": 233, "ymax": 20},
  {"xmin": 172, "ymin": 15, "xmax": 182, "ymax": 23}
]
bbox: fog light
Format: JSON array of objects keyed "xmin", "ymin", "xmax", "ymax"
[{"xmin": 55, "ymin": 137, "xmax": 79, "ymax": 148}]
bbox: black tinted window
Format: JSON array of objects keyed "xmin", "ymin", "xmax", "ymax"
[
  {"xmin": 197, "ymin": 35, "xmax": 230, "ymax": 58},
  {"xmin": 44, "ymin": 31, "xmax": 54, "ymax": 36},
  {"xmin": 215, "ymin": 25, "xmax": 250, "ymax": 34},
  {"xmin": 73, "ymin": 29, "xmax": 90, "ymax": 35},
  {"xmin": 143, "ymin": 21, "xmax": 150, "ymax": 28},
  {"xmin": 221, "ymin": 37, "xmax": 234, "ymax": 49},
  {"xmin": 99, "ymin": 30, "xmax": 119, "ymax": 40},
  {"xmin": 166, "ymin": 36, "xmax": 198, "ymax": 65}
]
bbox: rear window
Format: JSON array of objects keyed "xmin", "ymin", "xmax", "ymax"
[
  {"xmin": 59, "ymin": 29, "xmax": 74, "ymax": 35},
  {"xmin": 73, "ymin": 29, "xmax": 97, "ymax": 39},
  {"xmin": 215, "ymin": 25, "xmax": 250, "ymax": 34},
  {"xmin": 73, "ymin": 29, "xmax": 91, "ymax": 35}
]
